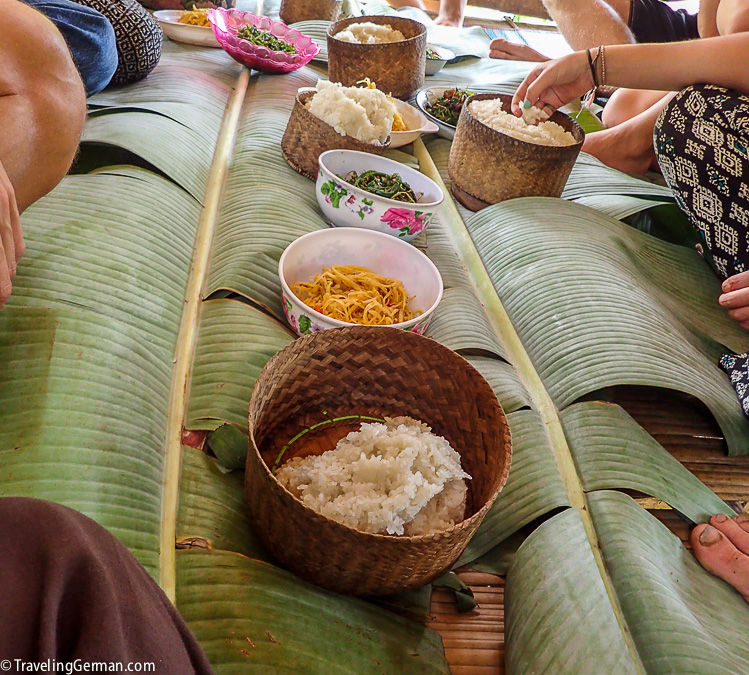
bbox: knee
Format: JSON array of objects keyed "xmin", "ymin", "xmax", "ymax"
[{"xmin": 717, "ymin": 0, "xmax": 749, "ymax": 36}]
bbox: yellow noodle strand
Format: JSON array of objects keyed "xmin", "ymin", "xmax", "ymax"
[{"xmin": 290, "ymin": 265, "xmax": 421, "ymax": 326}]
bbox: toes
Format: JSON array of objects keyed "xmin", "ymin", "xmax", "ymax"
[
  {"xmin": 709, "ymin": 513, "xmax": 749, "ymax": 556},
  {"xmin": 735, "ymin": 513, "xmax": 749, "ymax": 533},
  {"xmin": 691, "ymin": 524, "xmax": 749, "ymax": 602}
]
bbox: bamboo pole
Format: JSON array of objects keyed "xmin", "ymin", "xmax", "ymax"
[
  {"xmin": 412, "ymin": 138, "xmax": 646, "ymax": 674},
  {"xmin": 159, "ymin": 67, "xmax": 251, "ymax": 603}
]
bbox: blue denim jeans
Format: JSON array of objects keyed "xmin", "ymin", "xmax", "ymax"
[{"xmin": 23, "ymin": 0, "xmax": 118, "ymax": 96}]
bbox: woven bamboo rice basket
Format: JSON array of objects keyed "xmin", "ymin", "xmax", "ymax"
[
  {"xmin": 281, "ymin": 89, "xmax": 390, "ymax": 180},
  {"xmin": 327, "ymin": 16, "xmax": 426, "ymax": 100},
  {"xmin": 448, "ymin": 93, "xmax": 584, "ymax": 211},
  {"xmin": 280, "ymin": 0, "xmax": 342, "ymax": 24},
  {"xmin": 246, "ymin": 326, "xmax": 512, "ymax": 597}
]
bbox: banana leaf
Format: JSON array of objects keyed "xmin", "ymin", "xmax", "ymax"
[{"xmin": 3, "ymin": 16, "xmax": 749, "ymax": 675}]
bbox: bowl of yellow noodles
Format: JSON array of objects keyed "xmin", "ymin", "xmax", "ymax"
[{"xmin": 279, "ymin": 228, "xmax": 443, "ymax": 336}]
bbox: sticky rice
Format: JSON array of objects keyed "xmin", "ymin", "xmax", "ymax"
[
  {"xmin": 334, "ymin": 21, "xmax": 406, "ymax": 44},
  {"xmin": 469, "ymin": 99, "xmax": 577, "ymax": 146},
  {"xmin": 275, "ymin": 416, "xmax": 471, "ymax": 536},
  {"xmin": 305, "ymin": 80, "xmax": 395, "ymax": 145}
]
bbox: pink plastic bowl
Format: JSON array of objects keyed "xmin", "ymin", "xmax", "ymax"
[{"xmin": 208, "ymin": 9, "xmax": 320, "ymax": 73}]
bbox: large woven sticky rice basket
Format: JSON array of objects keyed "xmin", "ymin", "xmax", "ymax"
[
  {"xmin": 448, "ymin": 93, "xmax": 584, "ymax": 211},
  {"xmin": 280, "ymin": 0, "xmax": 341, "ymax": 24},
  {"xmin": 281, "ymin": 89, "xmax": 390, "ymax": 180},
  {"xmin": 245, "ymin": 326, "xmax": 512, "ymax": 597},
  {"xmin": 327, "ymin": 15, "xmax": 426, "ymax": 100}
]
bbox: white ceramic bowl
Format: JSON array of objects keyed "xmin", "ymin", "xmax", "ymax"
[
  {"xmin": 279, "ymin": 228, "xmax": 443, "ymax": 336},
  {"xmin": 425, "ymin": 44, "xmax": 455, "ymax": 76},
  {"xmin": 154, "ymin": 11, "xmax": 220, "ymax": 48},
  {"xmin": 415, "ymin": 86, "xmax": 478, "ymax": 140},
  {"xmin": 316, "ymin": 150, "xmax": 444, "ymax": 242},
  {"xmin": 390, "ymin": 99, "xmax": 439, "ymax": 148}
]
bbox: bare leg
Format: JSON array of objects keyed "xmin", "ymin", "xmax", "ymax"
[
  {"xmin": 0, "ymin": 0, "xmax": 86, "ymax": 306},
  {"xmin": 601, "ymin": 88, "xmax": 670, "ymax": 127},
  {"xmin": 583, "ymin": 93, "xmax": 675, "ymax": 175},
  {"xmin": 691, "ymin": 514, "xmax": 749, "ymax": 603},
  {"xmin": 541, "ymin": 0, "xmax": 635, "ymax": 50}
]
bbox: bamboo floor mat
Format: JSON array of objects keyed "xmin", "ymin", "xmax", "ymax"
[{"xmin": 431, "ymin": 387, "xmax": 749, "ymax": 674}]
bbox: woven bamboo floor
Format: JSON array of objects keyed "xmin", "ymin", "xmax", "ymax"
[{"xmin": 429, "ymin": 387, "xmax": 749, "ymax": 674}]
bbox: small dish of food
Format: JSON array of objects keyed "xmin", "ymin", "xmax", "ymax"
[
  {"xmin": 416, "ymin": 86, "xmax": 475, "ymax": 139},
  {"xmin": 425, "ymin": 44, "xmax": 454, "ymax": 76},
  {"xmin": 278, "ymin": 228, "xmax": 443, "ymax": 336},
  {"xmin": 282, "ymin": 80, "xmax": 394, "ymax": 180},
  {"xmin": 316, "ymin": 149, "xmax": 444, "ymax": 241},
  {"xmin": 246, "ymin": 325, "xmax": 512, "ymax": 596},
  {"xmin": 153, "ymin": 10, "xmax": 221, "ymax": 48},
  {"xmin": 207, "ymin": 8, "xmax": 319, "ymax": 73},
  {"xmin": 327, "ymin": 16, "xmax": 427, "ymax": 100},
  {"xmin": 389, "ymin": 99, "xmax": 439, "ymax": 148}
]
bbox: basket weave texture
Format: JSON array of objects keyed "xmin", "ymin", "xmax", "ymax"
[
  {"xmin": 327, "ymin": 15, "xmax": 426, "ymax": 100},
  {"xmin": 281, "ymin": 89, "xmax": 390, "ymax": 180},
  {"xmin": 246, "ymin": 326, "xmax": 512, "ymax": 596},
  {"xmin": 448, "ymin": 93, "xmax": 584, "ymax": 211},
  {"xmin": 280, "ymin": 0, "xmax": 341, "ymax": 24}
]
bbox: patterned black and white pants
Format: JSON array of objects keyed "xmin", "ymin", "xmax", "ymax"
[{"xmin": 655, "ymin": 84, "xmax": 749, "ymax": 414}]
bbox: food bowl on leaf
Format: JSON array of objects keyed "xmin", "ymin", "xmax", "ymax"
[
  {"xmin": 278, "ymin": 228, "xmax": 443, "ymax": 336},
  {"xmin": 389, "ymin": 99, "xmax": 439, "ymax": 148},
  {"xmin": 448, "ymin": 93, "xmax": 584, "ymax": 211},
  {"xmin": 246, "ymin": 325, "xmax": 513, "ymax": 596},
  {"xmin": 316, "ymin": 150, "xmax": 443, "ymax": 241},
  {"xmin": 208, "ymin": 8, "xmax": 319, "ymax": 73},
  {"xmin": 425, "ymin": 44, "xmax": 454, "ymax": 76}
]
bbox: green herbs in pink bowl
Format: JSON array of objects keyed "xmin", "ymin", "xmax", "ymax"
[{"xmin": 236, "ymin": 23, "xmax": 297, "ymax": 53}]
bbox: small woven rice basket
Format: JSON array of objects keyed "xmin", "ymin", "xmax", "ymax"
[
  {"xmin": 281, "ymin": 89, "xmax": 390, "ymax": 180},
  {"xmin": 246, "ymin": 326, "xmax": 512, "ymax": 597},
  {"xmin": 280, "ymin": 0, "xmax": 342, "ymax": 24},
  {"xmin": 327, "ymin": 15, "xmax": 426, "ymax": 100},
  {"xmin": 448, "ymin": 93, "xmax": 584, "ymax": 211}
]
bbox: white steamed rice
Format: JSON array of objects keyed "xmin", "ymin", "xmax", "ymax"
[
  {"xmin": 306, "ymin": 80, "xmax": 395, "ymax": 145},
  {"xmin": 334, "ymin": 21, "xmax": 406, "ymax": 44},
  {"xmin": 275, "ymin": 416, "xmax": 471, "ymax": 536},
  {"xmin": 469, "ymin": 99, "xmax": 577, "ymax": 146}
]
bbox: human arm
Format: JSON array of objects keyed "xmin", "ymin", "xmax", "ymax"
[
  {"xmin": 434, "ymin": 0, "xmax": 467, "ymax": 26},
  {"xmin": 512, "ymin": 33, "xmax": 749, "ymax": 115},
  {"xmin": 0, "ymin": 0, "xmax": 86, "ymax": 307},
  {"xmin": 699, "ymin": 0, "xmax": 721, "ymax": 38}
]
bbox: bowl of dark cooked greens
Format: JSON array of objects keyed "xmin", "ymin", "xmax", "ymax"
[
  {"xmin": 317, "ymin": 150, "xmax": 444, "ymax": 242},
  {"xmin": 416, "ymin": 86, "xmax": 476, "ymax": 139},
  {"xmin": 208, "ymin": 8, "xmax": 319, "ymax": 73}
]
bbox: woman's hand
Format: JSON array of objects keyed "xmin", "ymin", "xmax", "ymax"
[
  {"xmin": 512, "ymin": 51, "xmax": 594, "ymax": 116},
  {"xmin": 0, "ymin": 159, "xmax": 23, "ymax": 309},
  {"xmin": 720, "ymin": 271, "xmax": 749, "ymax": 329}
]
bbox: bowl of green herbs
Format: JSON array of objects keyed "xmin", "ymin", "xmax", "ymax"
[
  {"xmin": 208, "ymin": 8, "xmax": 319, "ymax": 73},
  {"xmin": 416, "ymin": 86, "xmax": 476, "ymax": 139},
  {"xmin": 317, "ymin": 150, "xmax": 444, "ymax": 242}
]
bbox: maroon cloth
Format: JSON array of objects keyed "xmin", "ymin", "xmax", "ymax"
[{"xmin": 0, "ymin": 498, "xmax": 213, "ymax": 674}]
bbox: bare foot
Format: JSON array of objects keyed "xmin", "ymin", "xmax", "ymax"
[
  {"xmin": 488, "ymin": 38, "xmax": 549, "ymax": 62},
  {"xmin": 691, "ymin": 513, "xmax": 749, "ymax": 603},
  {"xmin": 582, "ymin": 124, "xmax": 656, "ymax": 175}
]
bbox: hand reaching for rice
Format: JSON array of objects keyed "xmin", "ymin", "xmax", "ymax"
[{"xmin": 511, "ymin": 51, "xmax": 594, "ymax": 118}]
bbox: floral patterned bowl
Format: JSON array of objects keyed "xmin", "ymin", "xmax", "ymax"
[
  {"xmin": 316, "ymin": 150, "xmax": 444, "ymax": 243},
  {"xmin": 279, "ymin": 228, "xmax": 443, "ymax": 336},
  {"xmin": 208, "ymin": 9, "xmax": 319, "ymax": 73}
]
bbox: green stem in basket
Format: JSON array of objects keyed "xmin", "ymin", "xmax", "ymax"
[
  {"xmin": 236, "ymin": 24, "xmax": 297, "ymax": 54},
  {"xmin": 272, "ymin": 415, "xmax": 385, "ymax": 473}
]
